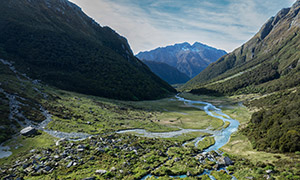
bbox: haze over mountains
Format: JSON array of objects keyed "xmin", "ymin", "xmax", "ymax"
[
  {"xmin": 0, "ymin": 0, "xmax": 175, "ymax": 101},
  {"xmin": 182, "ymin": 1, "xmax": 300, "ymax": 153},
  {"xmin": 136, "ymin": 42, "xmax": 227, "ymax": 78}
]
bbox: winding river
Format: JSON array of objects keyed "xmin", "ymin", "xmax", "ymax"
[
  {"xmin": 0, "ymin": 62, "xmax": 240, "ymax": 180},
  {"xmin": 118, "ymin": 94, "xmax": 240, "ymax": 179},
  {"xmin": 118, "ymin": 95, "xmax": 239, "ymax": 151}
]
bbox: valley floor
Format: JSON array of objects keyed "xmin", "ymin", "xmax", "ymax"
[{"xmin": 0, "ymin": 65, "xmax": 299, "ymax": 180}]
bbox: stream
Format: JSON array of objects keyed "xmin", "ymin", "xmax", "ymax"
[
  {"xmin": 0, "ymin": 59, "xmax": 92, "ymax": 159},
  {"xmin": 118, "ymin": 95, "xmax": 240, "ymax": 179}
]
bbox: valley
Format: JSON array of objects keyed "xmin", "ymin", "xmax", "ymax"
[
  {"xmin": 1, "ymin": 58, "xmax": 299, "ymax": 180},
  {"xmin": 0, "ymin": 0, "xmax": 300, "ymax": 180}
]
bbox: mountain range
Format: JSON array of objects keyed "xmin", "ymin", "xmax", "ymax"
[
  {"xmin": 0, "ymin": 0, "xmax": 300, "ymax": 179},
  {"xmin": 0, "ymin": 0, "xmax": 175, "ymax": 101},
  {"xmin": 136, "ymin": 42, "xmax": 227, "ymax": 78},
  {"xmin": 182, "ymin": 1, "xmax": 300, "ymax": 153}
]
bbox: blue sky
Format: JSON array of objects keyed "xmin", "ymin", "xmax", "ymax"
[{"xmin": 69, "ymin": 0, "xmax": 296, "ymax": 54}]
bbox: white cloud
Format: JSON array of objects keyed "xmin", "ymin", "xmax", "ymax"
[{"xmin": 69, "ymin": 0, "xmax": 295, "ymax": 54}]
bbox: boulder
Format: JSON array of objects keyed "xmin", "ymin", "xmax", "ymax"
[
  {"xmin": 67, "ymin": 161, "xmax": 73, "ymax": 168},
  {"xmin": 217, "ymin": 156, "xmax": 233, "ymax": 166},
  {"xmin": 20, "ymin": 126, "xmax": 37, "ymax": 136},
  {"xmin": 45, "ymin": 166, "xmax": 52, "ymax": 172},
  {"xmin": 224, "ymin": 156, "xmax": 233, "ymax": 166},
  {"xmin": 266, "ymin": 170, "xmax": 273, "ymax": 174},
  {"xmin": 95, "ymin": 169, "xmax": 107, "ymax": 174}
]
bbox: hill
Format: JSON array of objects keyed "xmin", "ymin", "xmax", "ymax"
[
  {"xmin": 0, "ymin": 0, "xmax": 176, "ymax": 101},
  {"xmin": 136, "ymin": 42, "xmax": 227, "ymax": 78},
  {"xmin": 142, "ymin": 60, "xmax": 190, "ymax": 84},
  {"xmin": 182, "ymin": 1, "xmax": 300, "ymax": 152}
]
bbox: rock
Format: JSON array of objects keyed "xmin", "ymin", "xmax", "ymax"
[
  {"xmin": 266, "ymin": 170, "xmax": 273, "ymax": 174},
  {"xmin": 45, "ymin": 166, "xmax": 51, "ymax": 172},
  {"xmin": 77, "ymin": 145, "xmax": 86, "ymax": 149},
  {"xmin": 224, "ymin": 156, "xmax": 233, "ymax": 166},
  {"xmin": 110, "ymin": 167, "xmax": 116, "ymax": 171},
  {"xmin": 20, "ymin": 126, "xmax": 37, "ymax": 136},
  {"xmin": 95, "ymin": 169, "xmax": 107, "ymax": 174},
  {"xmin": 186, "ymin": 171, "xmax": 191, "ymax": 176},
  {"xmin": 77, "ymin": 148, "xmax": 84, "ymax": 152},
  {"xmin": 34, "ymin": 165, "xmax": 41, "ymax": 172},
  {"xmin": 67, "ymin": 161, "xmax": 73, "ymax": 168},
  {"xmin": 218, "ymin": 156, "xmax": 233, "ymax": 166},
  {"xmin": 54, "ymin": 155, "xmax": 60, "ymax": 160},
  {"xmin": 32, "ymin": 159, "xmax": 38, "ymax": 165},
  {"xmin": 56, "ymin": 138, "xmax": 66, "ymax": 146},
  {"xmin": 30, "ymin": 149, "xmax": 36, "ymax": 153}
]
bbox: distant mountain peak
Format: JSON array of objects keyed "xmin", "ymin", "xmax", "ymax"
[{"xmin": 136, "ymin": 42, "xmax": 227, "ymax": 78}]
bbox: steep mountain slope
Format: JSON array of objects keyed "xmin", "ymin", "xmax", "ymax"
[
  {"xmin": 142, "ymin": 60, "xmax": 190, "ymax": 84},
  {"xmin": 182, "ymin": 1, "xmax": 300, "ymax": 152},
  {"xmin": 0, "ymin": 0, "xmax": 175, "ymax": 101},
  {"xmin": 136, "ymin": 42, "xmax": 227, "ymax": 78},
  {"xmin": 183, "ymin": 2, "xmax": 300, "ymax": 93}
]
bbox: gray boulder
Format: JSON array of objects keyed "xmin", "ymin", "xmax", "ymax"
[
  {"xmin": 95, "ymin": 169, "xmax": 107, "ymax": 174},
  {"xmin": 217, "ymin": 156, "xmax": 233, "ymax": 166},
  {"xmin": 224, "ymin": 156, "xmax": 233, "ymax": 166},
  {"xmin": 20, "ymin": 126, "xmax": 37, "ymax": 136}
]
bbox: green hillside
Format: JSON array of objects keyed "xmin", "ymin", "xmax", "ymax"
[
  {"xmin": 142, "ymin": 60, "xmax": 190, "ymax": 85},
  {"xmin": 182, "ymin": 1, "xmax": 300, "ymax": 152},
  {"xmin": 0, "ymin": 0, "xmax": 175, "ymax": 101}
]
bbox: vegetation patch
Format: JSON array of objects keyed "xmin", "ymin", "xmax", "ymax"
[{"xmin": 196, "ymin": 136, "xmax": 216, "ymax": 151}]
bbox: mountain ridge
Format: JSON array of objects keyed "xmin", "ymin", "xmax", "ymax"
[
  {"xmin": 183, "ymin": 1, "xmax": 300, "ymax": 89},
  {"xmin": 136, "ymin": 42, "xmax": 227, "ymax": 78},
  {"xmin": 182, "ymin": 1, "xmax": 300, "ymax": 153}
]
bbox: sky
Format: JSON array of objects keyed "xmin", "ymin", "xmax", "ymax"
[{"xmin": 69, "ymin": 0, "xmax": 296, "ymax": 54}]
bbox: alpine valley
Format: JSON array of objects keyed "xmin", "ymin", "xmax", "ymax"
[{"xmin": 0, "ymin": 0, "xmax": 299, "ymax": 180}]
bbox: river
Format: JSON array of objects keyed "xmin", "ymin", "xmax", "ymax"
[{"xmin": 118, "ymin": 94, "xmax": 240, "ymax": 179}]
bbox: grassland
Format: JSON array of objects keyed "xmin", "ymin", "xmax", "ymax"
[
  {"xmin": 42, "ymin": 89, "xmax": 226, "ymax": 136},
  {"xmin": 196, "ymin": 136, "xmax": 216, "ymax": 151}
]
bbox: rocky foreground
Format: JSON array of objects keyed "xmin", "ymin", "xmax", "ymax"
[{"xmin": 1, "ymin": 133, "xmax": 237, "ymax": 180}]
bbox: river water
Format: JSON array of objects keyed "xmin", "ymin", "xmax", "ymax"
[
  {"xmin": 118, "ymin": 95, "xmax": 239, "ymax": 151},
  {"xmin": 118, "ymin": 94, "xmax": 240, "ymax": 179}
]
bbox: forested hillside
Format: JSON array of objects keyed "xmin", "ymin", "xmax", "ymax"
[
  {"xmin": 0, "ymin": 0, "xmax": 175, "ymax": 101},
  {"xmin": 142, "ymin": 61, "xmax": 190, "ymax": 84}
]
